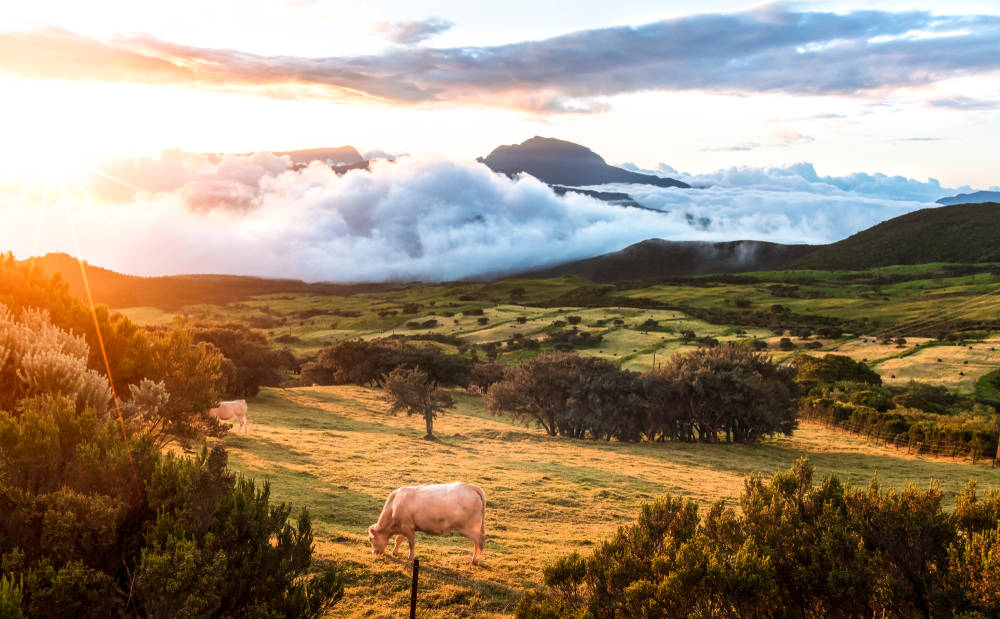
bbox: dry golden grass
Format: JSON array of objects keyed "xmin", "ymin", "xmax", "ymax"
[
  {"xmin": 216, "ymin": 385, "xmax": 1000, "ymax": 618},
  {"xmin": 878, "ymin": 338, "xmax": 1000, "ymax": 391}
]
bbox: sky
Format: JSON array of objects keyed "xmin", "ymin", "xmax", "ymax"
[{"xmin": 1, "ymin": 1, "xmax": 998, "ymax": 280}]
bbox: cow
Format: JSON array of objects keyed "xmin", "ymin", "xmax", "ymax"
[
  {"xmin": 208, "ymin": 400, "xmax": 248, "ymax": 433},
  {"xmin": 368, "ymin": 482, "xmax": 486, "ymax": 565}
]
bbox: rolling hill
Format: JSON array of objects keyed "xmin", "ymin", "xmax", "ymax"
[
  {"xmin": 478, "ymin": 136, "xmax": 690, "ymax": 188},
  {"xmin": 523, "ymin": 239, "xmax": 816, "ymax": 282},
  {"xmin": 527, "ymin": 202, "xmax": 1000, "ymax": 281},
  {"xmin": 22, "ymin": 253, "xmax": 400, "ymax": 310},
  {"xmin": 790, "ymin": 202, "xmax": 1000, "ymax": 270}
]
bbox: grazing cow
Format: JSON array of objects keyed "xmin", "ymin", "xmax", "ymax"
[
  {"xmin": 208, "ymin": 400, "xmax": 248, "ymax": 433},
  {"xmin": 368, "ymin": 482, "xmax": 486, "ymax": 564}
]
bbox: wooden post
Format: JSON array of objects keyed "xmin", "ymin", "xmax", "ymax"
[{"xmin": 409, "ymin": 558, "xmax": 420, "ymax": 619}]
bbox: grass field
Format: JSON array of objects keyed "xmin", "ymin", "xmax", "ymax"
[
  {"xmin": 217, "ymin": 386, "xmax": 1000, "ymax": 618},
  {"xmin": 118, "ymin": 263, "xmax": 1000, "ymax": 395}
]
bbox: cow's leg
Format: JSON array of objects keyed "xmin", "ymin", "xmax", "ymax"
[
  {"xmin": 405, "ymin": 530, "xmax": 416, "ymax": 561},
  {"xmin": 461, "ymin": 525, "xmax": 485, "ymax": 565},
  {"xmin": 391, "ymin": 534, "xmax": 406, "ymax": 557}
]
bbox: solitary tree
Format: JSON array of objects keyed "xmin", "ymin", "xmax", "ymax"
[{"xmin": 383, "ymin": 366, "xmax": 454, "ymax": 439}]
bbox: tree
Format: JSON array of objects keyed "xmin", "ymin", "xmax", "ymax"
[
  {"xmin": 191, "ymin": 323, "xmax": 293, "ymax": 397},
  {"xmin": 383, "ymin": 367, "xmax": 454, "ymax": 439},
  {"xmin": 486, "ymin": 353, "xmax": 640, "ymax": 440},
  {"xmin": 646, "ymin": 343, "xmax": 799, "ymax": 443},
  {"xmin": 0, "ymin": 305, "xmax": 344, "ymax": 616}
]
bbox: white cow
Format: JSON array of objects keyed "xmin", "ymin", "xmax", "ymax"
[
  {"xmin": 368, "ymin": 482, "xmax": 486, "ymax": 565},
  {"xmin": 208, "ymin": 400, "xmax": 248, "ymax": 433}
]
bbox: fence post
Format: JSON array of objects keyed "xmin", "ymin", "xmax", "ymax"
[{"xmin": 409, "ymin": 558, "xmax": 420, "ymax": 619}]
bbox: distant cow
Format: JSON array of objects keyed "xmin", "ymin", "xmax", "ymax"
[
  {"xmin": 368, "ymin": 482, "xmax": 486, "ymax": 565},
  {"xmin": 208, "ymin": 400, "xmax": 248, "ymax": 433}
]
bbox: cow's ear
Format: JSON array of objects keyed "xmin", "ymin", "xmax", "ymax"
[{"xmin": 368, "ymin": 525, "xmax": 375, "ymax": 534}]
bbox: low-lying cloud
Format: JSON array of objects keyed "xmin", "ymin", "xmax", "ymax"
[{"xmin": 2, "ymin": 151, "xmax": 962, "ymax": 281}]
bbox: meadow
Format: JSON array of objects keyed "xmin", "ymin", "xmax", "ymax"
[
  {"xmin": 114, "ymin": 264, "xmax": 1000, "ymax": 615},
  {"xmin": 218, "ymin": 385, "xmax": 1000, "ymax": 618}
]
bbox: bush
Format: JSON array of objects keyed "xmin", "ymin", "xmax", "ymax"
[
  {"xmin": 0, "ymin": 307, "xmax": 344, "ymax": 616},
  {"xmin": 518, "ymin": 459, "xmax": 1000, "ymax": 618},
  {"xmin": 191, "ymin": 323, "xmax": 293, "ymax": 397}
]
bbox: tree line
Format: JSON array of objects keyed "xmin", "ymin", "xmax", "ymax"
[
  {"xmin": 795, "ymin": 354, "xmax": 999, "ymax": 462},
  {"xmin": 485, "ymin": 345, "xmax": 798, "ymax": 444}
]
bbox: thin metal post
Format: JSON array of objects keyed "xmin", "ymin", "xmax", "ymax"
[{"xmin": 409, "ymin": 558, "xmax": 420, "ymax": 618}]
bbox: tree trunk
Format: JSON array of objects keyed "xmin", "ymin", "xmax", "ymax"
[{"xmin": 424, "ymin": 410, "xmax": 434, "ymax": 438}]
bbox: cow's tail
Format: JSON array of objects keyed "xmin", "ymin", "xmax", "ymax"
[{"xmin": 475, "ymin": 485, "xmax": 487, "ymax": 533}]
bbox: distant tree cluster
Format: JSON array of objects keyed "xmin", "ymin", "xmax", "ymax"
[
  {"xmin": 302, "ymin": 339, "xmax": 472, "ymax": 387},
  {"xmin": 517, "ymin": 459, "xmax": 1000, "ymax": 618},
  {"xmin": 486, "ymin": 344, "xmax": 797, "ymax": 443}
]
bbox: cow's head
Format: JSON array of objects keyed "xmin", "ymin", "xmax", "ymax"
[{"xmin": 368, "ymin": 525, "xmax": 388, "ymax": 555}]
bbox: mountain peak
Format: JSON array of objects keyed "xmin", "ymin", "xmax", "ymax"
[{"xmin": 479, "ymin": 137, "xmax": 689, "ymax": 188}]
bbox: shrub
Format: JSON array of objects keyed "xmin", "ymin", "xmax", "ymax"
[
  {"xmin": 191, "ymin": 323, "xmax": 293, "ymax": 397},
  {"xmin": 0, "ymin": 306, "xmax": 344, "ymax": 616},
  {"xmin": 518, "ymin": 459, "xmax": 1000, "ymax": 618}
]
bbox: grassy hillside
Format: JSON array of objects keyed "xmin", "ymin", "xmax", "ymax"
[
  {"xmin": 219, "ymin": 386, "xmax": 1000, "ymax": 618},
  {"xmin": 792, "ymin": 202, "xmax": 1000, "ymax": 270}
]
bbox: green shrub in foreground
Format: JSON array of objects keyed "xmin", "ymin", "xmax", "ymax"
[{"xmin": 517, "ymin": 459, "xmax": 1000, "ymax": 618}]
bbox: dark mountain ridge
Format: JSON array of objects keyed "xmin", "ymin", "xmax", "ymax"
[
  {"xmin": 936, "ymin": 190, "xmax": 1000, "ymax": 206},
  {"xmin": 478, "ymin": 136, "xmax": 690, "ymax": 188},
  {"xmin": 524, "ymin": 239, "xmax": 817, "ymax": 282}
]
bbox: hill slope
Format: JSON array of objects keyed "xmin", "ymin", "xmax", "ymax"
[
  {"xmin": 791, "ymin": 202, "xmax": 1000, "ymax": 270},
  {"xmin": 22, "ymin": 254, "xmax": 399, "ymax": 310},
  {"xmin": 523, "ymin": 239, "xmax": 816, "ymax": 282},
  {"xmin": 479, "ymin": 136, "xmax": 690, "ymax": 188}
]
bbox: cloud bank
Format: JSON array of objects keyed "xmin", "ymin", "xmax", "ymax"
[
  {"xmin": 0, "ymin": 151, "xmax": 960, "ymax": 282},
  {"xmin": 2, "ymin": 6, "xmax": 999, "ymax": 111}
]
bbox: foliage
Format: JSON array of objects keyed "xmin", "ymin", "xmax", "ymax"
[
  {"xmin": 643, "ymin": 344, "xmax": 798, "ymax": 443},
  {"xmin": 798, "ymin": 359, "xmax": 999, "ymax": 461},
  {"xmin": 518, "ymin": 459, "xmax": 1000, "ymax": 618},
  {"xmin": 487, "ymin": 346, "xmax": 795, "ymax": 443},
  {"xmin": 191, "ymin": 322, "xmax": 294, "ymax": 397},
  {"xmin": 795, "ymin": 354, "xmax": 881, "ymax": 390},
  {"xmin": 0, "ymin": 258, "xmax": 228, "ymax": 445},
  {"xmin": 468, "ymin": 362, "xmax": 506, "ymax": 393},
  {"xmin": 302, "ymin": 339, "xmax": 472, "ymax": 388},
  {"xmin": 382, "ymin": 366, "xmax": 455, "ymax": 438},
  {"xmin": 0, "ymin": 299, "xmax": 344, "ymax": 617},
  {"xmin": 486, "ymin": 353, "xmax": 640, "ymax": 439}
]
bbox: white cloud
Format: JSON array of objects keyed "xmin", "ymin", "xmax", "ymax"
[{"xmin": 1, "ymin": 152, "xmax": 962, "ymax": 281}]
